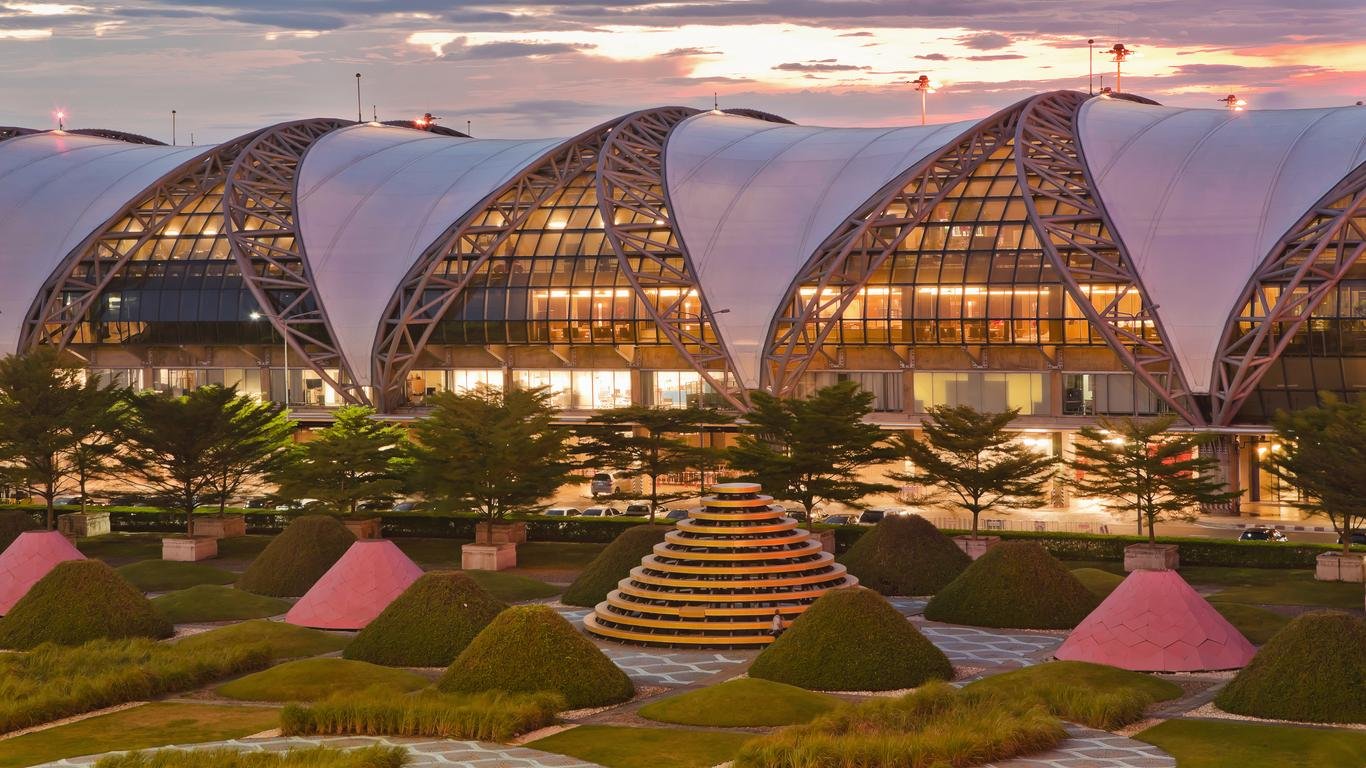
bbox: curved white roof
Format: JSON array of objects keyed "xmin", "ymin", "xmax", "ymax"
[
  {"xmin": 296, "ymin": 124, "xmax": 561, "ymax": 386},
  {"xmin": 665, "ymin": 112, "xmax": 974, "ymax": 388},
  {"xmin": 0, "ymin": 133, "xmax": 206, "ymax": 354},
  {"xmin": 1079, "ymin": 98, "xmax": 1366, "ymax": 393}
]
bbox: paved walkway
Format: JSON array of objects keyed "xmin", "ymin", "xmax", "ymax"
[
  {"xmin": 918, "ymin": 623, "xmax": 1062, "ymax": 669},
  {"xmin": 552, "ymin": 604, "xmax": 752, "ymax": 686},
  {"xmin": 986, "ymin": 725, "xmax": 1175, "ymax": 767},
  {"xmin": 32, "ymin": 735, "xmax": 602, "ymax": 768}
]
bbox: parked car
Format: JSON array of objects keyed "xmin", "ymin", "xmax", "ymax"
[
  {"xmin": 391, "ymin": 500, "xmax": 428, "ymax": 513},
  {"xmin": 581, "ymin": 506, "xmax": 623, "ymax": 517},
  {"xmin": 52, "ymin": 495, "xmax": 83, "ymax": 506},
  {"xmin": 1338, "ymin": 529, "xmax": 1366, "ymax": 546},
  {"xmin": 590, "ymin": 470, "xmax": 632, "ymax": 498},
  {"xmin": 781, "ymin": 506, "xmax": 809, "ymax": 523},
  {"xmin": 543, "ymin": 507, "xmax": 581, "ymax": 517},
  {"xmin": 821, "ymin": 513, "xmax": 855, "ymax": 526},
  {"xmin": 856, "ymin": 509, "xmax": 886, "ymax": 526},
  {"xmin": 244, "ymin": 497, "xmax": 274, "ymax": 509},
  {"xmin": 662, "ymin": 508, "xmax": 690, "ymax": 521},
  {"xmin": 624, "ymin": 503, "xmax": 655, "ymax": 517},
  {"xmin": 1239, "ymin": 526, "xmax": 1288, "ymax": 542},
  {"xmin": 107, "ymin": 494, "xmax": 153, "ymax": 507}
]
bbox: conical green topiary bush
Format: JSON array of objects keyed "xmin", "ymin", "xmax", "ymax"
[
  {"xmin": 924, "ymin": 541, "xmax": 1097, "ymax": 629},
  {"xmin": 840, "ymin": 515, "xmax": 970, "ymax": 596},
  {"xmin": 439, "ymin": 604, "xmax": 634, "ymax": 709},
  {"xmin": 0, "ymin": 559, "xmax": 172, "ymax": 648},
  {"xmin": 1215, "ymin": 610, "xmax": 1366, "ymax": 724},
  {"xmin": 238, "ymin": 515, "xmax": 356, "ymax": 597},
  {"xmin": 345, "ymin": 571, "xmax": 507, "ymax": 667},
  {"xmin": 561, "ymin": 524, "xmax": 671, "ymax": 608},
  {"xmin": 749, "ymin": 586, "xmax": 952, "ymax": 691}
]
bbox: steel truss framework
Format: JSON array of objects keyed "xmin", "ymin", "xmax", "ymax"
[
  {"xmin": 20, "ymin": 130, "xmax": 266, "ymax": 353},
  {"xmin": 1015, "ymin": 91, "xmax": 1202, "ymax": 425},
  {"xmin": 224, "ymin": 118, "xmax": 364, "ymax": 405},
  {"xmin": 372, "ymin": 119, "xmax": 621, "ymax": 410},
  {"xmin": 596, "ymin": 107, "xmax": 751, "ymax": 410},
  {"xmin": 1209, "ymin": 160, "xmax": 1366, "ymax": 425}
]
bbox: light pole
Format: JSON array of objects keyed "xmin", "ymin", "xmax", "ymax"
[
  {"xmin": 1087, "ymin": 39, "xmax": 1095, "ymax": 95},
  {"xmin": 912, "ymin": 75, "xmax": 939, "ymax": 126},
  {"xmin": 1108, "ymin": 44, "xmax": 1134, "ymax": 93},
  {"xmin": 1218, "ymin": 93, "xmax": 1247, "ymax": 111},
  {"xmin": 171, "ymin": 109, "xmax": 176, "ymax": 146},
  {"xmin": 354, "ymin": 73, "xmax": 362, "ymax": 123},
  {"xmin": 55, "ymin": 111, "xmax": 64, "ymax": 131}
]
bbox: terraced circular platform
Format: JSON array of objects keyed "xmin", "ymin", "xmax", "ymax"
[{"xmin": 584, "ymin": 482, "xmax": 856, "ymax": 647}]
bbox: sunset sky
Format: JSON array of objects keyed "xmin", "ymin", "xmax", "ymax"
[{"xmin": 1, "ymin": 1, "xmax": 1363, "ymax": 142}]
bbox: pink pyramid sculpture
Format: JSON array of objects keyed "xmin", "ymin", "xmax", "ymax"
[
  {"xmin": 1056, "ymin": 569, "xmax": 1256, "ymax": 672},
  {"xmin": 284, "ymin": 539, "xmax": 423, "ymax": 630},
  {"xmin": 0, "ymin": 530, "xmax": 86, "ymax": 615}
]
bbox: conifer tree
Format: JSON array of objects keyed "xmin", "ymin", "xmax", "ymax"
[
  {"xmin": 1266, "ymin": 395, "xmax": 1366, "ymax": 555},
  {"xmin": 271, "ymin": 405, "xmax": 408, "ymax": 516}
]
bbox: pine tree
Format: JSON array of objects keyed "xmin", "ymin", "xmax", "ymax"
[
  {"xmin": 1068, "ymin": 415, "xmax": 1237, "ymax": 543},
  {"xmin": 577, "ymin": 405, "xmax": 730, "ymax": 523},
  {"xmin": 1266, "ymin": 395, "xmax": 1366, "ymax": 555},
  {"xmin": 891, "ymin": 405, "xmax": 1055, "ymax": 539},
  {"xmin": 271, "ymin": 405, "xmax": 408, "ymax": 517},
  {"xmin": 728, "ymin": 381, "xmax": 896, "ymax": 515},
  {"xmin": 407, "ymin": 384, "xmax": 576, "ymax": 521}
]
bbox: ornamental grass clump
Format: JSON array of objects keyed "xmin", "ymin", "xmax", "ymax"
[
  {"xmin": 281, "ymin": 690, "xmax": 562, "ymax": 742},
  {"xmin": 0, "ymin": 559, "xmax": 172, "ymax": 649},
  {"xmin": 1215, "ymin": 610, "xmax": 1366, "ymax": 724},
  {"xmin": 238, "ymin": 515, "xmax": 355, "ymax": 597},
  {"xmin": 734, "ymin": 681, "xmax": 1066, "ymax": 768},
  {"xmin": 749, "ymin": 587, "xmax": 952, "ymax": 691},
  {"xmin": 965, "ymin": 660, "xmax": 1183, "ymax": 730},
  {"xmin": 924, "ymin": 541, "xmax": 1098, "ymax": 629},
  {"xmin": 839, "ymin": 515, "xmax": 970, "ymax": 596},
  {"xmin": 0, "ymin": 637, "xmax": 270, "ymax": 733},
  {"xmin": 561, "ymin": 524, "xmax": 670, "ymax": 607},
  {"xmin": 439, "ymin": 604, "xmax": 634, "ymax": 709},
  {"xmin": 94, "ymin": 746, "xmax": 408, "ymax": 768},
  {"xmin": 345, "ymin": 572, "xmax": 505, "ymax": 667}
]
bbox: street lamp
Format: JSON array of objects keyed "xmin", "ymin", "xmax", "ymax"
[
  {"xmin": 911, "ymin": 75, "xmax": 940, "ymax": 126},
  {"xmin": 354, "ymin": 73, "xmax": 363, "ymax": 123},
  {"xmin": 1218, "ymin": 93, "xmax": 1247, "ymax": 111},
  {"xmin": 55, "ymin": 110, "xmax": 64, "ymax": 131},
  {"xmin": 171, "ymin": 109, "xmax": 176, "ymax": 146},
  {"xmin": 1107, "ymin": 44, "xmax": 1134, "ymax": 93},
  {"xmin": 1088, "ymin": 39, "xmax": 1095, "ymax": 95}
]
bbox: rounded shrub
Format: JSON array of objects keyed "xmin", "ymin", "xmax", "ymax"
[
  {"xmin": 0, "ymin": 559, "xmax": 172, "ymax": 648},
  {"xmin": 1215, "ymin": 610, "xmax": 1366, "ymax": 724},
  {"xmin": 924, "ymin": 541, "xmax": 1098, "ymax": 629},
  {"xmin": 839, "ymin": 515, "xmax": 970, "ymax": 596},
  {"xmin": 345, "ymin": 571, "xmax": 506, "ymax": 667},
  {"xmin": 237, "ymin": 515, "xmax": 356, "ymax": 597},
  {"xmin": 439, "ymin": 604, "xmax": 634, "ymax": 709},
  {"xmin": 749, "ymin": 586, "xmax": 952, "ymax": 691},
  {"xmin": 561, "ymin": 524, "xmax": 670, "ymax": 607}
]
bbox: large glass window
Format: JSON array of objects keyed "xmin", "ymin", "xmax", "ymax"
[
  {"xmin": 795, "ymin": 371, "xmax": 903, "ymax": 412},
  {"xmin": 512, "ymin": 369, "xmax": 632, "ymax": 409},
  {"xmin": 404, "ymin": 369, "xmax": 503, "ymax": 405},
  {"xmin": 86, "ymin": 368, "xmax": 142, "ymax": 389},
  {"xmin": 153, "ymin": 368, "xmax": 263, "ymax": 400},
  {"xmin": 1062, "ymin": 373, "xmax": 1169, "ymax": 416},
  {"xmin": 912, "ymin": 371, "xmax": 1047, "ymax": 415}
]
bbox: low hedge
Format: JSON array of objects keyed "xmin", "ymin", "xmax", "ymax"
[
  {"xmin": 0, "ymin": 508, "xmax": 40, "ymax": 550},
  {"xmin": 0, "ymin": 560, "xmax": 173, "ymax": 649},
  {"xmin": 1216, "ymin": 611, "xmax": 1366, "ymax": 724},
  {"xmin": 281, "ymin": 690, "xmax": 561, "ymax": 742},
  {"xmin": 839, "ymin": 515, "xmax": 970, "ymax": 596},
  {"xmin": 345, "ymin": 572, "xmax": 506, "ymax": 667},
  {"xmin": 561, "ymin": 524, "xmax": 671, "ymax": 607},
  {"xmin": 237, "ymin": 515, "xmax": 355, "ymax": 597},
  {"xmin": 93, "ymin": 746, "xmax": 407, "ymax": 768},
  {"xmin": 924, "ymin": 542, "xmax": 1098, "ymax": 630}
]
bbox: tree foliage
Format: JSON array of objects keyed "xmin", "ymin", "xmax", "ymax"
[
  {"xmin": 890, "ymin": 405, "xmax": 1054, "ymax": 538},
  {"xmin": 1266, "ymin": 394, "xmax": 1366, "ymax": 554},
  {"xmin": 1068, "ymin": 415, "xmax": 1237, "ymax": 543},
  {"xmin": 728, "ymin": 381, "xmax": 895, "ymax": 514},
  {"xmin": 271, "ymin": 405, "xmax": 408, "ymax": 517},
  {"xmin": 407, "ymin": 385, "xmax": 575, "ymax": 521}
]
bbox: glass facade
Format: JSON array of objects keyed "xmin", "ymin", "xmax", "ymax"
[
  {"xmin": 1062, "ymin": 372, "xmax": 1170, "ymax": 416},
  {"xmin": 511, "ymin": 369, "xmax": 632, "ymax": 410},
  {"xmin": 154, "ymin": 367, "xmax": 264, "ymax": 399},
  {"xmin": 912, "ymin": 371, "xmax": 1048, "ymax": 415},
  {"xmin": 795, "ymin": 371, "xmax": 903, "ymax": 412},
  {"xmin": 404, "ymin": 368, "xmax": 502, "ymax": 405}
]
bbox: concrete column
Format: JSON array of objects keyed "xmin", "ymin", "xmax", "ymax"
[{"xmin": 1200, "ymin": 434, "xmax": 1242, "ymax": 516}]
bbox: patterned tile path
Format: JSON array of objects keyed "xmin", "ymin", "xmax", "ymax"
[
  {"xmin": 986, "ymin": 726, "xmax": 1175, "ymax": 767},
  {"xmin": 32, "ymin": 735, "xmax": 603, "ymax": 768},
  {"xmin": 887, "ymin": 597, "xmax": 928, "ymax": 616},
  {"xmin": 917, "ymin": 623, "xmax": 1063, "ymax": 669},
  {"xmin": 550, "ymin": 603, "xmax": 752, "ymax": 686}
]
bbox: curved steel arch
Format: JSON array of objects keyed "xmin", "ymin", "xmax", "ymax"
[
  {"xmin": 761, "ymin": 99, "xmax": 1024, "ymax": 395},
  {"xmin": 1016, "ymin": 90, "xmax": 1203, "ymax": 425},
  {"xmin": 223, "ymin": 118, "xmax": 364, "ymax": 405},
  {"xmin": 371, "ymin": 118, "xmax": 622, "ymax": 411},
  {"xmin": 1209, "ymin": 160, "xmax": 1366, "ymax": 425},
  {"xmin": 20, "ymin": 130, "xmax": 267, "ymax": 353},
  {"xmin": 596, "ymin": 106, "xmax": 751, "ymax": 410}
]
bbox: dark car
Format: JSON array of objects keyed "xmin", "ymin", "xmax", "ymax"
[
  {"xmin": 1339, "ymin": 529, "xmax": 1366, "ymax": 546},
  {"xmin": 662, "ymin": 508, "xmax": 690, "ymax": 521},
  {"xmin": 857, "ymin": 509, "xmax": 886, "ymax": 526},
  {"xmin": 1239, "ymin": 526, "xmax": 1288, "ymax": 542}
]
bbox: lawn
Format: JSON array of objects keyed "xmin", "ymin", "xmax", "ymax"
[
  {"xmin": 152, "ymin": 585, "xmax": 290, "ymax": 623},
  {"xmin": 1194, "ymin": 568, "xmax": 1362, "ymax": 610},
  {"xmin": 1070, "ymin": 567, "xmax": 1125, "ymax": 599},
  {"xmin": 964, "ymin": 660, "xmax": 1182, "ymax": 730},
  {"xmin": 76, "ymin": 535, "xmax": 164, "ymax": 563},
  {"xmin": 173, "ymin": 620, "xmax": 350, "ymax": 660},
  {"xmin": 1136, "ymin": 719, "xmax": 1366, "ymax": 768},
  {"xmin": 117, "ymin": 560, "xmax": 237, "ymax": 591},
  {"xmin": 637, "ymin": 678, "xmax": 841, "ymax": 727},
  {"xmin": 216, "ymin": 658, "xmax": 429, "ymax": 702},
  {"xmin": 0, "ymin": 702, "xmax": 279, "ymax": 768},
  {"xmin": 93, "ymin": 746, "xmax": 406, "ymax": 768},
  {"xmin": 516, "ymin": 542, "xmax": 608, "ymax": 570},
  {"xmin": 463, "ymin": 570, "xmax": 561, "ymax": 601},
  {"xmin": 528, "ymin": 725, "xmax": 753, "ymax": 768},
  {"xmin": 1210, "ymin": 601, "xmax": 1291, "ymax": 644}
]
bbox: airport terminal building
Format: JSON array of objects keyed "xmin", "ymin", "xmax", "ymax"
[{"xmin": 1, "ymin": 90, "xmax": 1363, "ymax": 507}]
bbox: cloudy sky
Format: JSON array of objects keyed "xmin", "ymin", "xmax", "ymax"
[{"xmin": 1, "ymin": 1, "xmax": 1363, "ymax": 142}]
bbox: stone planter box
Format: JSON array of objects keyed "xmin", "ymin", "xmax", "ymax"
[
  {"xmin": 194, "ymin": 515, "xmax": 246, "ymax": 539},
  {"xmin": 953, "ymin": 535, "xmax": 1001, "ymax": 560},
  {"xmin": 1124, "ymin": 543, "xmax": 1180, "ymax": 572},
  {"xmin": 1315, "ymin": 552, "xmax": 1365, "ymax": 583},
  {"xmin": 57, "ymin": 511, "xmax": 110, "ymax": 538},
  {"xmin": 462, "ymin": 542, "xmax": 516, "ymax": 571},
  {"xmin": 163, "ymin": 536, "xmax": 218, "ymax": 562},
  {"xmin": 815, "ymin": 529, "xmax": 836, "ymax": 554},
  {"xmin": 474, "ymin": 521, "xmax": 527, "ymax": 546},
  {"xmin": 343, "ymin": 517, "xmax": 383, "ymax": 540}
]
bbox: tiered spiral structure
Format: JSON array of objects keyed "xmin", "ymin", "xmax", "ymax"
[{"xmin": 584, "ymin": 482, "xmax": 857, "ymax": 647}]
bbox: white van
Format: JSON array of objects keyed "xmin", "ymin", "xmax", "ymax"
[{"xmin": 590, "ymin": 470, "xmax": 632, "ymax": 497}]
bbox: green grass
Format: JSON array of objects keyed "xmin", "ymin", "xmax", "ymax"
[
  {"xmin": 0, "ymin": 703, "xmax": 280, "ymax": 768},
  {"xmin": 281, "ymin": 690, "xmax": 560, "ymax": 741},
  {"xmin": 1136, "ymin": 719, "xmax": 1366, "ymax": 768},
  {"xmin": 173, "ymin": 620, "xmax": 350, "ymax": 661},
  {"xmin": 516, "ymin": 541, "xmax": 610, "ymax": 570},
  {"xmin": 637, "ymin": 678, "xmax": 841, "ymax": 727},
  {"xmin": 528, "ymin": 725, "xmax": 753, "ymax": 768},
  {"xmin": 0, "ymin": 560, "xmax": 172, "ymax": 649},
  {"xmin": 462, "ymin": 569, "xmax": 561, "ymax": 601},
  {"xmin": 1204, "ymin": 572, "xmax": 1363, "ymax": 610},
  {"xmin": 1210, "ymin": 601, "xmax": 1291, "ymax": 644},
  {"xmin": 1070, "ymin": 567, "xmax": 1125, "ymax": 599},
  {"xmin": 77, "ymin": 534, "xmax": 164, "ymax": 562},
  {"xmin": 213, "ymin": 535, "xmax": 275, "ymax": 563},
  {"xmin": 94, "ymin": 746, "xmax": 407, "ymax": 768},
  {"xmin": 964, "ymin": 660, "xmax": 1182, "ymax": 730},
  {"xmin": 152, "ymin": 585, "xmax": 291, "ymax": 623},
  {"xmin": 116, "ymin": 560, "xmax": 238, "ymax": 592},
  {"xmin": 217, "ymin": 658, "xmax": 429, "ymax": 703}
]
